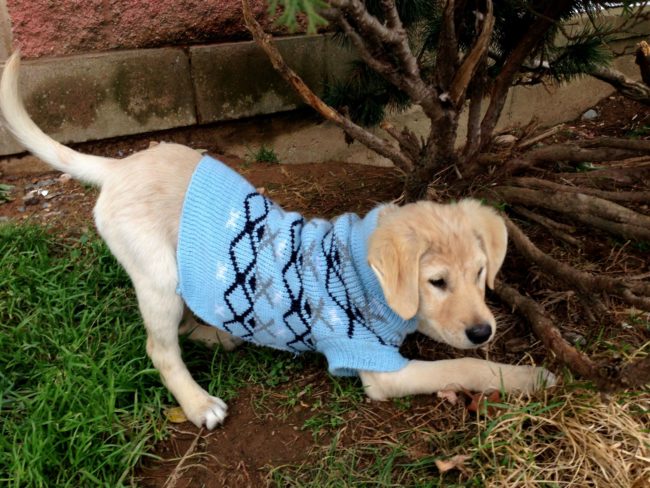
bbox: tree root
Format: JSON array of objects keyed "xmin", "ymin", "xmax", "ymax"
[
  {"xmin": 495, "ymin": 282, "xmax": 650, "ymax": 391},
  {"xmin": 510, "ymin": 177, "xmax": 650, "ymax": 203},
  {"xmin": 503, "ymin": 217, "xmax": 650, "ymax": 312},
  {"xmin": 496, "ymin": 186, "xmax": 650, "ymax": 241},
  {"xmin": 524, "ymin": 144, "xmax": 643, "ymax": 164},
  {"xmin": 511, "ymin": 206, "xmax": 580, "ymax": 246}
]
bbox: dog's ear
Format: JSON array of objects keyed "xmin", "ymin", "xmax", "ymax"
[
  {"xmin": 368, "ymin": 221, "xmax": 426, "ymax": 320},
  {"xmin": 458, "ymin": 199, "xmax": 508, "ymax": 289}
]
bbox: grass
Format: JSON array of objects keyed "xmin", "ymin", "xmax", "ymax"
[
  {"xmin": 270, "ymin": 388, "xmax": 650, "ymax": 487},
  {"xmin": 2, "ymin": 223, "xmax": 649, "ymax": 486},
  {"xmin": 247, "ymin": 145, "xmax": 280, "ymax": 164},
  {"xmin": 0, "ymin": 223, "xmax": 320, "ymax": 485},
  {"xmin": 0, "ymin": 183, "xmax": 13, "ymax": 203},
  {"xmin": 0, "ymin": 224, "xmax": 167, "ymax": 486}
]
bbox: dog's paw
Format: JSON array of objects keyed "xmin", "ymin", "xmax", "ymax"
[
  {"xmin": 184, "ymin": 394, "xmax": 228, "ymax": 429},
  {"xmin": 509, "ymin": 365, "xmax": 557, "ymax": 393}
]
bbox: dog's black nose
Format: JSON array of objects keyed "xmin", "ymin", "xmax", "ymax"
[{"xmin": 465, "ymin": 323, "xmax": 492, "ymax": 345}]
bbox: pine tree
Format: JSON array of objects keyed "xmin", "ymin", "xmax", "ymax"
[{"xmin": 242, "ymin": 0, "xmax": 650, "ymax": 390}]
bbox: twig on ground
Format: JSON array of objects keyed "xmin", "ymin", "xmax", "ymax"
[
  {"xmin": 163, "ymin": 428, "xmax": 204, "ymax": 488},
  {"xmin": 495, "ymin": 282, "xmax": 650, "ymax": 391},
  {"xmin": 511, "ymin": 206, "xmax": 580, "ymax": 246},
  {"xmin": 504, "ymin": 216, "xmax": 650, "ymax": 312}
]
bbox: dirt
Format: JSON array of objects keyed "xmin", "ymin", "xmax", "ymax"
[
  {"xmin": 1, "ymin": 93, "xmax": 648, "ymax": 487},
  {"xmin": 138, "ymin": 388, "xmax": 318, "ymax": 487}
]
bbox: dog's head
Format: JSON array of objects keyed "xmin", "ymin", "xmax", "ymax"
[{"xmin": 368, "ymin": 199, "xmax": 507, "ymax": 349}]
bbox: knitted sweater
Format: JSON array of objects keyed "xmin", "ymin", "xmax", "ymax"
[{"xmin": 177, "ymin": 156, "xmax": 417, "ymax": 376}]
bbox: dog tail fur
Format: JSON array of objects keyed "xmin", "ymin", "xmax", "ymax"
[{"xmin": 0, "ymin": 52, "xmax": 113, "ymax": 186}]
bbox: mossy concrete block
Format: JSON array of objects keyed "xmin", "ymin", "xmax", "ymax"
[
  {"xmin": 0, "ymin": 48, "xmax": 196, "ymax": 155},
  {"xmin": 191, "ymin": 35, "xmax": 351, "ymax": 123}
]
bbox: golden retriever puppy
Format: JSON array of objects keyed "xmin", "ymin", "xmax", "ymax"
[{"xmin": 0, "ymin": 53, "xmax": 554, "ymax": 429}]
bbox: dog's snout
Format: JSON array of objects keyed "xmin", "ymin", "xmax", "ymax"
[{"xmin": 465, "ymin": 323, "xmax": 492, "ymax": 345}]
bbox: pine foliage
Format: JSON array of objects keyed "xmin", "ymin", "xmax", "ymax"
[{"xmin": 272, "ymin": 0, "xmax": 638, "ymax": 126}]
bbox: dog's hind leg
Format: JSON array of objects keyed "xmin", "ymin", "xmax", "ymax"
[
  {"xmin": 96, "ymin": 212, "xmax": 227, "ymax": 429},
  {"xmin": 133, "ymin": 274, "xmax": 227, "ymax": 429},
  {"xmin": 179, "ymin": 310, "xmax": 244, "ymax": 351}
]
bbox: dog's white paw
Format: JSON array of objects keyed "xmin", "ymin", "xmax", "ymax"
[
  {"xmin": 536, "ymin": 367, "xmax": 557, "ymax": 389},
  {"xmin": 184, "ymin": 394, "xmax": 228, "ymax": 429},
  {"xmin": 510, "ymin": 365, "xmax": 557, "ymax": 392}
]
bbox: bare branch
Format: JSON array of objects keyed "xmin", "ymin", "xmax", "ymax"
[
  {"xmin": 479, "ymin": 0, "xmax": 574, "ymax": 150},
  {"xmin": 511, "ymin": 206, "xmax": 580, "ymax": 246},
  {"xmin": 510, "ymin": 177, "xmax": 650, "ymax": 203},
  {"xmin": 589, "ymin": 66, "xmax": 650, "ymax": 105},
  {"xmin": 496, "ymin": 186, "xmax": 650, "ymax": 241},
  {"xmin": 241, "ymin": 0, "xmax": 413, "ymax": 171},
  {"xmin": 496, "ymin": 281, "xmax": 650, "ymax": 391},
  {"xmin": 449, "ymin": 0, "xmax": 495, "ymax": 106},
  {"xmin": 329, "ymin": 0, "xmax": 441, "ymax": 121},
  {"xmin": 437, "ymin": 0, "xmax": 459, "ymax": 90},
  {"xmin": 524, "ymin": 144, "xmax": 643, "ymax": 163},
  {"xmin": 579, "ymin": 137, "xmax": 650, "ymax": 153},
  {"xmin": 505, "ymin": 216, "xmax": 650, "ymax": 311}
]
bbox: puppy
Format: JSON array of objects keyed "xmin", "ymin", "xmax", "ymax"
[{"xmin": 0, "ymin": 53, "xmax": 554, "ymax": 429}]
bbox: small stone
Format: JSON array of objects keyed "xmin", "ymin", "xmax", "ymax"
[
  {"xmin": 581, "ymin": 109, "xmax": 599, "ymax": 120},
  {"xmin": 58, "ymin": 173, "xmax": 72, "ymax": 183},
  {"xmin": 564, "ymin": 331, "xmax": 587, "ymax": 347},
  {"xmin": 494, "ymin": 134, "xmax": 518, "ymax": 145},
  {"xmin": 22, "ymin": 190, "xmax": 39, "ymax": 206},
  {"xmin": 17, "ymin": 206, "xmax": 26, "ymax": 213}
]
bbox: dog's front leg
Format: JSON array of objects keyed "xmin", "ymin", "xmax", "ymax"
[{"xmin": 359, "ymin": 358, "xmax": 556, "ymax": 400}]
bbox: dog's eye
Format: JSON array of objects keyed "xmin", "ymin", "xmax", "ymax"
[
  {"xmin": 477, "ymin": 267, "xmax": 484, "ymax": 281},
  {"xmin": 429, "ymin": 278, "xmax": 447, "ymax": 290}
]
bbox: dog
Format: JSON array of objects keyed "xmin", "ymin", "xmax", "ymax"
[{"xmin": 0, "ymin": 53, "xmax": 555, "ymax": 429}]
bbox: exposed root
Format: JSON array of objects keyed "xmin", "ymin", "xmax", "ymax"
[
  {"xmin": 504, "ymin": 217, "xmax": 650, "ymax": 312},
  {"xmin": 496, "ymin": 186, "xmax": 650, "ymax": 241},
  {"xmin": 510, "ymin": 177, "xmax": 650, "ymax": 203},
  {"xmin": 495, "ymin": 282, "xmax": 650, "ymax": 391},
  {"xmin": 524, "ymin": 144, "xmax": 643, "ymax": 164},
  {"xmin": 510, "ymin": 206, "xmax": 580, "ymax": 246}
]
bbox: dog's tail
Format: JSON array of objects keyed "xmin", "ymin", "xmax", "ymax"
[{"xmin": 0, "ymin": 52, "xmax": 113, "ymax": 186}]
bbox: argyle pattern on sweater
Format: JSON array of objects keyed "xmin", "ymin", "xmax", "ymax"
[{"xmin": 177, "ymin": 156, "xmax": 417, "ymax": 376}]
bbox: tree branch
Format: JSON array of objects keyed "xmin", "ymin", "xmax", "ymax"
[
  {"xmin": 589, "ymin": 66, "xmax": 650, "ymax": 106},
  {"xmin": 510, "ymin": 177, "xmax": 650, "ymax": 203},
  {"xmin": 449, "ymin": 0, "xmax": 494, "ymax": 106},
  {"xmin": 329, "ymin": 0, "xmax": 441, "ymax": 121},
  {"xmin": 241, "ymin": 0, "xmax": 413, "ymax": 171},
  {"xmin": 496, "ymin": 186, "xmax": 650, "ymax": 241},
  {"xmin": 495, "ymin": 282, "xmax": 650, "ymax": 391},
  {"xmin": 479, "ymin": 0, "xmax": 574, "ymax": 151}
]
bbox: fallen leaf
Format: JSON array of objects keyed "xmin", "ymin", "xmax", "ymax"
[
  {"xmin": 435, "ymin": 454, "xmax": 471, "ymax": 473},
  {"xmin": 437, "ymin": 390, "xmax": 459, "ymax": 405},
  {"xmin": 467, "ymin": 390, "xmax": 501, "ymax": 416},
  {"xmin": 164, "ymin": 406, "xmax": 188, "ymax": 424}
]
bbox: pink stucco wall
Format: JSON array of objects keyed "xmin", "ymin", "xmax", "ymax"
[{"xmin": 6, "ymin": 0, "xmax": 277, "ymax": 58}]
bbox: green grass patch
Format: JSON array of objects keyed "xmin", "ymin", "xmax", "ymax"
[
  {"xmin": 0, "ymin": 224, "xmax": 169, "ymax": 486},
  {"xmin": 247, "ymin": 145, "xmax": 280, "ymax": 164},
  {"xmin": 0, "ymin": 223, "xmax": 323, "ymax": 485}
]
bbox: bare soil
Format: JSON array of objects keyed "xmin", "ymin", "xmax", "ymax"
[{"xmin": 1, "ymin": 94, "xmax": 648, "ymax": 487}]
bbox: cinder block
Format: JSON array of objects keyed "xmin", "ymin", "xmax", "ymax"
[
  {"xmin": 0, "ymin": 48, "xmax": 196, "ymax": 155},
  {"xmin": 191, "ymin": 35, "xmax": 353, "ymax": 123},
  {"xmin": 0, "ymin": 0, "xmax": 12, "ymax": 60}
]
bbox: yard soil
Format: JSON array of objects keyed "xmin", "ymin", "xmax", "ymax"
[{"xmin": 1, "ymin": 94, "xmax": 648, "ymax": 487}]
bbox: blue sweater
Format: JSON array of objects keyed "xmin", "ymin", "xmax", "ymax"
[{"xmin": 177, "ymin": 156, "xmax": 417, "ymax": 376}]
